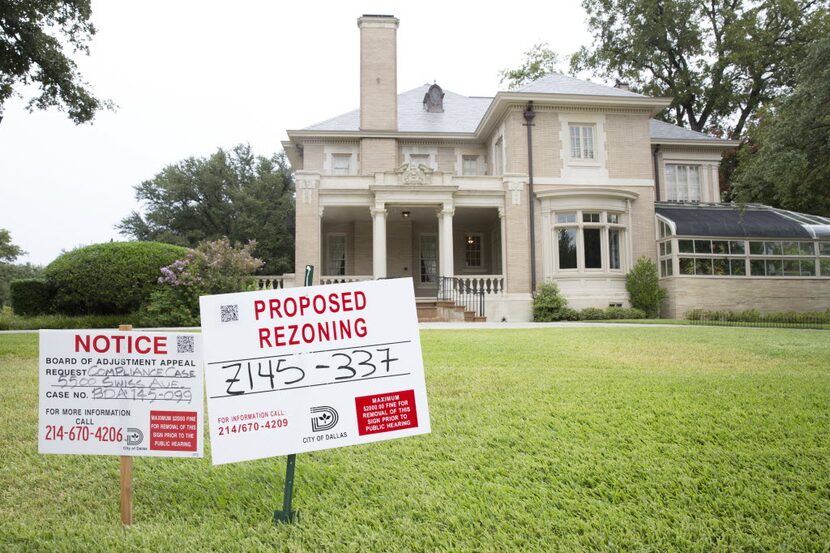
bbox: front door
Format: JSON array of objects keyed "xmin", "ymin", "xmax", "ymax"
[{"xmin": 418, "ymin": 233, "xmax": 439, "ymax": 295}]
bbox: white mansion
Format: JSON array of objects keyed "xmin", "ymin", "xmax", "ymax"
[{"xmin": 275, "ymin": 14, "xmax": 830, "ymax": 321}]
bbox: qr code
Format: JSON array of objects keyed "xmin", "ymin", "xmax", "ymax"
[
  {"xmin": 220, "ymin": 304, "xmax": 239, "ymax": 323},
  {"xmin": 177, "ymin": 335, "xmax": 195, "ymax": 354}
]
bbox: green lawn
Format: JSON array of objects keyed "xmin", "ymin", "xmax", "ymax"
[{"xmin": 1, "ymin": 328, "xmax": 828, "ymax": 552}]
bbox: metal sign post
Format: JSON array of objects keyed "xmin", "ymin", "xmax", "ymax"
[{"xmin": 274, "ymin": 264, "xmax": 313, "ymax": 524}]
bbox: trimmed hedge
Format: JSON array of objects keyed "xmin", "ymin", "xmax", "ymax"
[
  {"xmin": 9, "ymin": 279, "xmax": 51, "ymax": 316},
  {"xmin": 686, "ymin": 308, "xmax": 830, "ymax": 324},
  {"xmin": 44, "ymin": 242, "xmax": 188, "ymax": 315}
]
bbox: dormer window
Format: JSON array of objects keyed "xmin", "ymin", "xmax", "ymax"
[{"xmin": 423, "ymin": 84, "xmax": 444, "ymax": 113}]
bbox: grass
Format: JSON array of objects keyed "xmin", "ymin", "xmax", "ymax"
[
  {"xmin": 0, "ymin": 309, "xmax": 133, "ymax": 331},
  {"xmin": 1, "ymin": 327, "xmax": 828, "ymax": 552}
]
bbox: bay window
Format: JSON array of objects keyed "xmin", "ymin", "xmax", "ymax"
[{"xmin": 553, "ymin": 210, "xmax": 625, "ymax": 272}]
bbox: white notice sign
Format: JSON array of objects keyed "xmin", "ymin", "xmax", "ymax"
[
  {"xmin": 38, "ymin": 330, "xmax": 204, "ymax": 457},
  {"xmin": 200, "ymin": 278, "xmax": 431, "ymax": 465}
]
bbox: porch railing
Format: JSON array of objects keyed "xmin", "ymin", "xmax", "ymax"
[
  {"xmin": 256, "ymin": 274, "xmax": 295, "ymax": 290},
  {"xmin": 439, "ymin": 276, "xmax": 485, "ymax": 317},
  {"xmin": 320, "ymin": 275, "xmax": 373, "ymax": 286},
  {"xmin": 452, "ymin": 275, "xmax": 505, "ymax": 295}
]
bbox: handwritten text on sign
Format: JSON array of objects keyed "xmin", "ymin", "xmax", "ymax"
[
  {"xmin": 38, "ymin": 330, "xmax": 204, "ymax": 457},
  {"xmin": 200, "ymin": 278, "xmax": 430, "ymax": 465}
]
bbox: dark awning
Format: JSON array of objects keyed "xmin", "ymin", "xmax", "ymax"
[{"xmin": 655, "ymin": 205, "xmax": 814, "ymax": 238}]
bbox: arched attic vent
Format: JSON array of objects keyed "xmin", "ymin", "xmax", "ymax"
[{"xmin": 423, "ymin": 83, "xmax": 444, "ymax": 113}]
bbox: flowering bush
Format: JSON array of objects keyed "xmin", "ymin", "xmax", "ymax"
[{"xmin": 139, "ymin": 238, "xmax": 263, "ymax": 327}]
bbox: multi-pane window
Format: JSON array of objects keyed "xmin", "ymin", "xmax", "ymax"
[
  {"xmin": 331, "ymin": 154, "xmax": 351, "ymax": 176},
  {"xmin": 462, "ymin": 155, "xmax": 480, "ymax": 176},
  {"xmin": 419, "ymin": 234, "xmax": 438, "ymax": 284},
  {"xmin": 553, "ymin": 210, "xmax": 624, "ymax": 272},
  {"xmin": 662, "ymin": 237, "xmax": 830, "ymax": 278},
  {"xmin": 665, "ymin": 164, "xmax": 701, "ymax": 202},
  {"xmin": 822, "ymin": 241, "xmax": 830, "ymax": 276},
  {"xmin": 748, "ymin": 241, "xmax": 816, "ymax": 276},
  {"xmin": 326, "ymin": 234, "xmax": 346, "ymax": 276},
  {"xmin": 464, "ymin": 233, "xmax": 483, "ymax": 268},
  {"xmin": 569, "ymin": 125, "xmax": 595, "ymax": 159}
]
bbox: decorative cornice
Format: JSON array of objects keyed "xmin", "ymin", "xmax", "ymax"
[{"xmin": 535, "ymin": 187, "xmax": 640, "ymax": 201}]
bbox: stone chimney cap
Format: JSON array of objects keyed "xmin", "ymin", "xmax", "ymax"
[{"xmin": 357, "ymin": 14, "xmax": 399, "ymax": 28}]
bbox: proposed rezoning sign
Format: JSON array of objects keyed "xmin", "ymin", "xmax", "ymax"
[{"xmin": 200, "ymin": 278, "xmax": 431, "ymax": 465}]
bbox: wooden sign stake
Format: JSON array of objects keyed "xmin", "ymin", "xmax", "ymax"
[
  {"xmin": 118, "ymin": 323, "xmax": 134, "ymax": 526},
  {"xmin": 274, "ymin": 265, "xmax": 313, "ymax": 524}
]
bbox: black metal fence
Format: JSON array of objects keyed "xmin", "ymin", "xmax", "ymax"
[
  {"xmin": 438, "ymin": 276, "xmax": 485, "ymax": 318},
  {"xmin": 687, "ymin": 310, "xmax": 828, "ymax": 330}
]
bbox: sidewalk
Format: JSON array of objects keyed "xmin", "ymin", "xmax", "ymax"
[{"xmin": 0, "ymin": 322, "xmax": 687, "ymax": 334}]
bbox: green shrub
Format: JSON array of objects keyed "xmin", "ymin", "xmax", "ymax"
[
  {"xmin": 578, "ymin": 307, "xmax": 606, "ymax": 320},
  {"xmin": 44, "ymin": 242, "xmax": 187, "ymax": 315},
  {"xmin": 138, "ymin": 238, "xmax": 262, "ymax": 327},
  {"xmin": 602, "ymin": 307, "xmax": 646, "ymax": 320},
  {"xmin": 625, "ymin": 257, "xmax": 666, "ymax": 318},
  {"xmin": 571, "ymin": 306, "xmax": 647, "ymax": 320},
  {"xmin": 9, "ymin": 279, "xmax": 51, "ymax": 316},
  {"xmin": 533, "ymin": 282, "xmax": 571, "ymax": 321}
]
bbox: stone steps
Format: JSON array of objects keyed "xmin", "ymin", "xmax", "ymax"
[{"xmin": 416, "ymin": 299, "xmax": 485, "ymax": 323}]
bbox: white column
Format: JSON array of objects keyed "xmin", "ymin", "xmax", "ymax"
[
  {"xmin": 371, "ymin": 206, "xmax": 387, "ymax": 279},
  {"xmin": 435, "ymin": 209, "xmax": 444, "ymax": 276},
  {"xmin": 440, "ymin": 207, "xmax": 455, "ymax": 278},
  {"xmin": 499, "ymin": 207, "xmax": 508, "ymax": 289}
]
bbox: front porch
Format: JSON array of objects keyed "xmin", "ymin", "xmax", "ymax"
[{"xmin": 257, "ymin": 204, "xmax": 506, "ymax": 321}]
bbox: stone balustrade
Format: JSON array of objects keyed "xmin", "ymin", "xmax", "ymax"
[
  {"xmin": 256, "ymin": 274, "xmax": 296, "ymax": 290},
  {"xmin": 453, "ymin": 275, "xmax": 505, "ymax": 294},
  {"xmin": 320, "ymin": 275, "xmax": 373, "ymax": 286}
]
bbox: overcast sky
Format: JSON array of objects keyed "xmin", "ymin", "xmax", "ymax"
[{"xmin": 0, "ymin": 0, "xmax": 593, "ymax": 266}]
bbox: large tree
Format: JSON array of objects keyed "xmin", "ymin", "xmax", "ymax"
[
  {"xmin": 571, "ymin": 0, "xmax": 828, "ymax": 138},
  {"xmin": 0, "ymin": 228, "xmax": 24, "ymax": 262},
  {"xmin": 118, "ymin": 144, "xmax": 295, "ymax": 274},
  {"xmin": 0, "ymin": 228, "xmax": 35, "ymax": 307},
  {"xmin": 729, "ymin": 38, "xmax": 830, "ymax": 216},
  {"xmin": 0, "ymin": 0, "xmax": 111, "ymax": 124},
  {"xmin": 500, "ymin": 43, "xmax": 563, "ymax": 89}
]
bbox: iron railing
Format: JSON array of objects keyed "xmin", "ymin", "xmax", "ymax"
[
  {"xmin": 438, "ymin": 276, "xmax": 485, "ymax": 318},
  {"xmin": 687, "ymin": 310, "xmax": 828, "ymax": 330}
]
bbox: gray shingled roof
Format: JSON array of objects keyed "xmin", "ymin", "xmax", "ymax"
[
  {"xmin": 514, "ymin": 73, "xmax": 645, "ymax": 97},
  {"xmin": 303, "ymin": 84, "xmax": 492, "ymax": 133},
  {"xmin": 650, "ymin": 119, "xmax": 718, "ymax": 141},
  {"xmin": 300, "ymin": 81, "xmax": 724, "ymax": 143}
]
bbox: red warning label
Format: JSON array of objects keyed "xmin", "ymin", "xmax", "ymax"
[
  {"xmin": 355, "ymin": 389, "xmax": 419, "ymax": 436},
  {"xmin": 149, "ymin": 410, "xmax": 198, "ymax": 451}
]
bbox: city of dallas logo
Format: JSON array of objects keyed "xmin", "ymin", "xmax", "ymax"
[{"xmin": 310, "ymin": 406, "xmax": 339, "ymax": 432}]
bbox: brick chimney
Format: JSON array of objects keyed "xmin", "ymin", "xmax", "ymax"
[{"xmin": 357, "ymin": 14, "xmax": 399, "ymax": 131}]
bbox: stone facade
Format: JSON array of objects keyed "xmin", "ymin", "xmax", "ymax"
[{"xmin": 662, "ymin": 277, "xmax": 830, "ymax": 318}]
